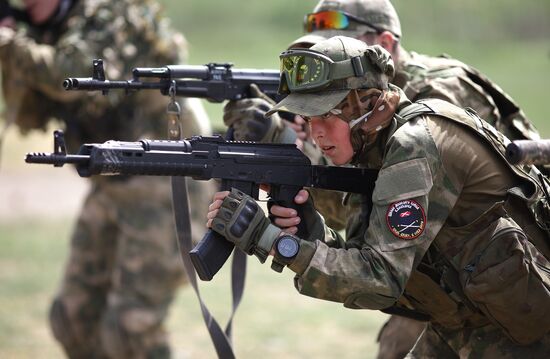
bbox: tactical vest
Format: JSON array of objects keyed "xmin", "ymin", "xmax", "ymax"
[{"xmin": 389, "ymin": 99, "xmax": 550, "ymax": 345}]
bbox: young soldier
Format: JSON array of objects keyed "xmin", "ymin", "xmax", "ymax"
[
  {"xmin": 230, "ymin": 0, "xmax": 539, "ymax": 147},
  {"xmin": 0, "ymin": 1, "xmax": 214, "ymax": 357},
  {"xmin": 207, "ymin": 36, "xmax": 550, "ymax": 358},
  {"xmin": 222, "ymin": 1, "xmax": 544, "ymax": 356}
]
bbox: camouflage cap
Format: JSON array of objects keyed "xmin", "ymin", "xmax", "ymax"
[
  {"xmin": 307, "ymin": 0, "xmax": 402, "ymax": 39},
  {"xmin": 268, "ymin": 36, "xmax": 394, "ymax": 117}
]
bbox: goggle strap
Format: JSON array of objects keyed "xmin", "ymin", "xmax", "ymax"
[
  {"xmin": 349, "ymin": 110, "xmax": 372, "ymax": 129},
  {"xmin": 351, "ymin": 56, "xmax": 365, "ymax": 76},
  {"xmin": 330, "ymin": 55, "xmax": 370, "ymax": 81}
]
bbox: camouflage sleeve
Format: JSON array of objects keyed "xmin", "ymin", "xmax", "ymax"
[
  {"xmin": 0, "ymin": 25, "xmax": 95, "ymax": 104},
  {"xmin": 288, "ymin": 120, "xmax": 460, "ymax": 310},
  {"xmin": 0, "ymin": 6, "xmax": 112, "ymax": 132}
]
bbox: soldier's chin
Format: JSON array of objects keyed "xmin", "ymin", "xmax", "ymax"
[
  {"xmin": 329, "ymin": 155, "xmax": 352, "ymax": 166},
  {"xmin": 330, "ymin": 155, "xmax": 351, "ymax": 166}
]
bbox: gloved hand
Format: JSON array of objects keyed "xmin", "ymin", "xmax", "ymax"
[
  {"xmin": 269, "ymin": 189, "xmax": 326, "ymax": 242},
  {"xmin": 211, "ymin": 188, "xmax": 282, "ymax": 263},
  {"xmin": 223, "ymin": 83, "xmax": 297, "ymax": 143}
]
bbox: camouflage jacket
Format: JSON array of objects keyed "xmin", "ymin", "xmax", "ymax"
[
  {"xmin": 394, "ymin": 49, "xmax": 540, "ymax": 141},
  {"xmin": 287, "ymin": 94, "xmax": 550, "ymax": 345},
  {"xmin": 312, "ymin": 48, "xmax": 542, "ymax": 232},
  {"xmin": 0, "ymin": 0, "xmax": 209, "ymax": 152}
]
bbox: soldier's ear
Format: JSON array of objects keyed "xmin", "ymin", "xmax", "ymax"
[{"xmin": 376, "ymin": 31, "xmax": 398, "ymax": 57}]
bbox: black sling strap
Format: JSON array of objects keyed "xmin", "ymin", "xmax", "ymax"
[{"xmin": 167, "ymin": 85, "xmax": 245, "ymax": 358}]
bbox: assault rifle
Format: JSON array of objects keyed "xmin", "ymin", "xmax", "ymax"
[
  {"xmin": 63, "ymin": 59, "xmax": 282, "ymax": 103},
  {"xmin": 506, "ymin": 140, "xmax": 550, "ymax": 165},
  {"xmin": 26, "ymin": 131, "xmax": 379, "ymax": 280}
]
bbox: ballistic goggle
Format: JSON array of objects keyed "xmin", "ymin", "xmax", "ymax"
[
  {"xmin": 304, "ymin": 10, "xmax": 385, "ymax": 34},
  {"xmin": 279, "ymin": 48, "xmax": 370, "ymax": 93}
]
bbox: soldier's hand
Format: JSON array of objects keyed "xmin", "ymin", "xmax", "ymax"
[
  {"xmin": 269, "ymin": 189, "xmax": 308, "ymax": 234},
  {"xmin": 206, "ymin": 190, "xmax": 230, "ymax": 228},
  {"xmin": 0, "ymin": 16, "xmax": 15, "ymax": 29},
  {"xmin": 0, "ymin": 26, "xmax": 15, "ymax": 47},
  {"xmin": 283, "ymin": 115, "xmax": 308, "ymax": 141},
  {"xmin": 223, "ymin": 84, "xmax": 297, "ymax": 144},
  {"xmin": 270, "ymin": 189, "xmax": 325, "ymax": 241},
  {"xmin": 207, "ymin": 188, "xmax": 282, "ymax": 262}
]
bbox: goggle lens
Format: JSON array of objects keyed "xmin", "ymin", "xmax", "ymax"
[
  {"xmin": 280, "ymin": 54, "xmax": 328, "ymax": 90},
  {"xmin": 304, "ymin": 11, "xmax": 350, "ymax": 33}
]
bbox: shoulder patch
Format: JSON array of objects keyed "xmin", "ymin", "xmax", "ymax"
[{"xmin": 386, "ymin": 200, "xmax": 426, "ymax": 240}]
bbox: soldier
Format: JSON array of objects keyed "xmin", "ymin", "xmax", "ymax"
[
  {"xmin": 207, "ymin": 36, "xmax": 550, "ymax": 358},
  {"xmin": 298, "ymin": 0, "xmax": 539, "ymax": 142},
  {"xmin": 0, "ymin": 0, "xmax": 214, "ymax": 358},
  {"xmin": 222, "ymin": 1, "xmax": 544, "ymax": 357},
  {"xmin": 298, "ymin": 2, "xmax": 544, "ymax": 356}
]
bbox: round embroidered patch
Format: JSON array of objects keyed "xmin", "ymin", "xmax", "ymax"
[{"xmin": 386, "ymin": 200, "xmax": 426, "ymax": 240}]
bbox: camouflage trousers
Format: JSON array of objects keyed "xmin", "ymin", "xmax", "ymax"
[
  {"xmin": 405, "ymin": 323, "xmax": 550, "ymax": 359},
  {"xmin": 376, "ymin": 316, "xmax": 426, "ymax": 359},
  {"xmin": 49, "ymin": 175, "xmax": 215, "ymax": 359}
]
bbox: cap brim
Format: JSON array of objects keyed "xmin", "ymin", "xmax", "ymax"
[{"xmin": 266, "ymin": 89, "xmax": 350, "ymax": 117}]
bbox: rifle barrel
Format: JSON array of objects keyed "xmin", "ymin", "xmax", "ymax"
[
  {"xmin": 25, "ymin": 152, "xmax": 90, "ymax": 166},
  {"xmin": 506, "ymin": 140, "xmax": 550, "ymax": 165},
  {"xmin": 63, "ymin": 78, "xmax": 165, "ymax": 91}
]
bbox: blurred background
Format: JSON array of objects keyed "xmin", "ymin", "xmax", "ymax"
[{"xmin": 0, "ymin": 0, "xmax": 548, "ymax": 358}]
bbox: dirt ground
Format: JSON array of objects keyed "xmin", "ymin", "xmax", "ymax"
[{"xmin": 0, "ymin": 167, "xmax": 88, "ymax": 221}]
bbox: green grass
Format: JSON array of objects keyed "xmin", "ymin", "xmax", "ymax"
[
  {"xmin": 0, "ymin": 219, "xmax": 69, "ymax": 358},
  {"xmin": 0, "ymin": 219, "xmax": 388, "ymax": 358}
]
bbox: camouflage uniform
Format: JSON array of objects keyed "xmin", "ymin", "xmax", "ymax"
[
  {"xmin": 0, "ymin": 1, "xmax": 214, "ymax": 357},
  {"xmin": 213, "ymin": 36, "xmax": 550, "ymax": 357},
  {"xmin": 285, "ymin": 92, "xmax": 550, "ymax": 357},
  {"xmin": 310, "ymin": 48, "xmax": 543, "ymax": 256},
  {"xmin": 297, "ymin": 2, "xmax": 543, "ymax": 357}
]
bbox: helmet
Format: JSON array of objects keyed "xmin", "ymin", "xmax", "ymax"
[
  {"xmin": 286, "ymin": 33, "xmax": 326, "ymax": 50},
  {"xmin": 267, "ymin": 36, "xmax": 394, "ymax": 117}
]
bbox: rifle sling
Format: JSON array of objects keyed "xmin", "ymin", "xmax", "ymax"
[
  {"xmin": 167, "ymin": 93, "xmax": 244, "ymax": 358},
  {"xmin": 172, "ymin": 177, "xmax": 241, "ymax": 359}
]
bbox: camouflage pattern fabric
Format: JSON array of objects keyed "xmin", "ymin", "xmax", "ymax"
[
  {"xmin": 308, "ymin": 49, "xmax": 545, "ymax": 358},
  {"xmin": 296, "ymin": 2, "xmax": 543, "ymax": 356},
  {"xmin": 0, "ymin": 1, "xmax": 215, "ymax": 357},
  {"xmin": 287, "ymin": 94, "xmax": 550, "ymax": 356},
  {"xmin": 312, "ymin": 48, "xmax": 542, "ymax": 234},
  {"xmin": 394, "ymin": 50, "xmax": 540, "ymax": 141},
  {"xmin": 406, "ymin": 323, "xmax": 550, "ymax": 359}
]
